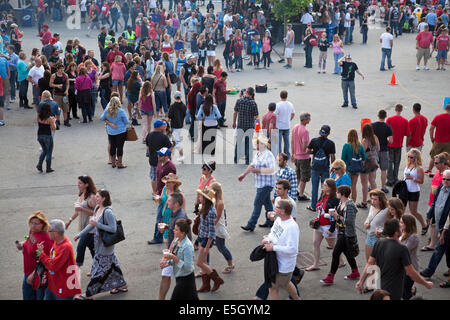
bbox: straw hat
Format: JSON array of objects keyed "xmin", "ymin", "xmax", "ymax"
[
  {"xmin": 253, "ymin": 134, "xmax": 270, "ymax": 147},
  {"xmin": 196, "ymin": 187, "xmax": 216, "ymax": 204},
  {"xmin": 162, "ymin": 173, "xmax": 182, "ymax": 187},
  {"xmin": 28, "ymin": 210, "xmax": 50, "ymax": 232}
]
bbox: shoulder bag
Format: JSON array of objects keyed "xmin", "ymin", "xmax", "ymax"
[
  {"xmin": 125, "ymin": 125, "xmax": 138, "ymax": 141},
  {"xmin": 100, "ymin": 207, "xmax": 125, "ymax": 247},
  {"xmin": 309, "ymin": 205, "xmax": 321, "ymax": 229}
]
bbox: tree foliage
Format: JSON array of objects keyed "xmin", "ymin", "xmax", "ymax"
[{"xmin": 271, "ymin": 0, "xmax": 312, "ymax": 22}]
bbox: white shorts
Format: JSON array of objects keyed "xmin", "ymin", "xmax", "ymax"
[
  {"xmin": 317, "ymin": 225, "xmax": 337, "ymax": 239},
  {"xmin": 285, "ymin": 47, "xmax": 294, "ymax": 58},
  {"xmin": 172, "ymin": 128, "xmax": 183, "ymax": 148},
  {"xmin": 161, "ymin": 265, "xmax": 174, "ymax": 277},
  {"xmin": 207, "ymin": 50, "xmax": 216, "ymax": 57}
]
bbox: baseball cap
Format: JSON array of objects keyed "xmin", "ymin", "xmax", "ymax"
[
  {"xmin": 174, "ymin": 91, "xmax": 182, "ymax": 99},
  {"xmin": 153, "ymin": 119, "xmax": 166, "ymax": 128},
  {"xmin": 319, "ymin": 125, "xmax": 331, "ymax": 136},
  {"xmin": 346, "ymin": 53, "xmax": 351, "ymax": 59},
  {"xmin": 49, "ymin": 37, "xmax": 56, "ymax": 45},
  {"xmin": 157, "ymin": 147, "xmax": 171, "ymax": 156},
  {"xmin": 43, "ymin": 24, "xmax": 49, "ymax": 29}
]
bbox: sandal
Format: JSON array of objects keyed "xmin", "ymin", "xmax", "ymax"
[
  {"xmin": 421, "ymin": 246, "xmax": 434, "ymax": 252},
  {"xmin": 117, "ymin": 164, "xmax": 127, "ymax": 169},
  {"xmin": 110, "ymin": 287, "xmax": 128, "ymax": 294},
  {"xmin": 338, "ymin": 262, "xmax": 346, "ymax": 269},
  {"xmin": 305, "ymin": 266, "xmax": 320, "ymax": 271},
  {"xmin": 439, "ymin": 281, "xmax": 450, "ymax": 288},
  {"xmin": 222, "ymin": 265, "xmax": 235, "ymax": 274},
  {"xmin": 357, "ymin": 202, "xmax": 368, "ymax": 209},
  {"xmin": 306, "ymin": 206, "xmax": 315, "ymax": 212},
  {"xmin": 74, "ymin": 294, "xmax": 92, "ymax": 300},
  {"xmin": 421, "ymin": 224, "xmax": 430, "ymax": 236}
]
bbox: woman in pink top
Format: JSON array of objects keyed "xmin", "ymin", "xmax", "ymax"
[
  {"xmin": 262, "ymin": 31, "xmax": 272, "ymax": 70},
  {"xmin": 332, "ymin": 34, "xmax": 344, "ymax": 75},
  {"xmin": 138, "ymin": 80, "xmax": 156, "ymax": 143},
  {"xmin": 110, "ymin": 55, "xmax": 126, "ymax": 103},
  {"xmin": 422, "ymin": 152, "xmax": 449, "ymax": 251},
  {"xmin": 75, "ymin": 67, "xmax": 94, "ymax": 123}
]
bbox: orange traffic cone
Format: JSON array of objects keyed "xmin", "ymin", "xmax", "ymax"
[
  {"xmin": 255, "ymin": 120, "xmax": 261, "ymax": 132},
  {"xmin": 389, "ymin": 72, "xmax": 398, "ymax": 85}
]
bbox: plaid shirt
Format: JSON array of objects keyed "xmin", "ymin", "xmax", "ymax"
[
  {"xmin": 198, "ymin": 206, "xmax": 217, "ymax": 240},
  {"xmin": 274, "ymin": 166, "xmax": 298, "ymax": 200},
  {"xmin": 234, "ymin": 97, "xmax": 259, "ymax": 129},
  {"xmin": 251, "ymin": 149, "xmax": 276, "ymax": 189}
]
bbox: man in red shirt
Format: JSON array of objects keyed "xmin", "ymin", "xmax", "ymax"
[
  {"xmin": 426, "ymin": 104, "xmax": 450, "ymax": 174},
  {"xmin": 386, "ymin": 103, "xmax": 410, "ymax": 186},
  {"xmin": 212, "ymin": 71, "xmax": 228, "ymax": 127},
  {"xmin": 416, "ymin": 25, "xmax": 433, "ymax": 70},
  {"xmin": 156, "ymin": 147, "xmax": 177, "ymax": 196},
  {"xmin": 106, "ymin": 43, "xmax": 127, "ymax": 65},
  {"xmin": 37, "ymin": 219, "xmax": 81, "ymax": 300},
  {"xmin": 39, "ymin": 24, "xmax": 51, "ymax": 46},
  {"xmin": 262, "ymin": 102, "xmax": 277, "ymax": 140},
  {"xmin": 406, "ymin": 103, "xmax": 428, "ymax": 152}
]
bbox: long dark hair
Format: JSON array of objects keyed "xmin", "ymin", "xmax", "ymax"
[
  {"xmin": 98, "ymin": 189, "xmax": 112, "ymax": 207},
  {"xmin": 319, "ymin": 178, "xmax": 337, "ymax": 202},
  {"xmin": 38, "ymin": 103, "xmax": 51, "ymax": 121},
  {"xmin": 362, "ymin": 124, "xmax": 376, "ymax": 147},
  {"xmin": 127, "ymin": 70, "xmax": 139, "ymax": 91},
  {"xmin": 78, "ymin": 175, "xmax": 98, "ymax": 198},
  {"xmin": 203, "ymin": 94, "xmax": 214, "ymax": 117}
]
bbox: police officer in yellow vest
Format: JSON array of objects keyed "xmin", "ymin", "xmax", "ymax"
[
  {"xmin": 123, "ymin": 26, "xmax": 136, "ymax": 48},
  {"xmin": 104, "ymin": 30, "xmax": 116, "ymax": 49}
]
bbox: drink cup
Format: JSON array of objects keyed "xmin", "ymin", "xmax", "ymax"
[
  {"xmin": 376, "ymin": 227, "xmax": 383, "ymax": 234},
  {"xmin": 324, "ymin": 213, "xmax": 331, "ymax": 219},
  {"xmin": 74, "ymin": 201, "xmax": 81, "ymax": 208},
  {"xmin": 158, "ymin": 223, "xmax": 167, "ymax": 233},
  {"xmin": 262, "ymin": 235, "xmax": 271, "ymax": 244},
  {"xmin": 268, "ymin": 211, "xmax": 276, "ymax": 221},
  {"xmin": 162, "ymin": 249, "xmax": 171, "ymax": 259}
]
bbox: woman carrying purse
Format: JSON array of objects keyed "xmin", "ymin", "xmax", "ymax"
[{"xmin": 320, "ymin": 185, "xmax": 360, "ymax": 285}]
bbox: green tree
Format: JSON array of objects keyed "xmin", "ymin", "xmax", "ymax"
[{"xmin": 271, "ymin": 0, "xmax": 312, "ymax": 22}]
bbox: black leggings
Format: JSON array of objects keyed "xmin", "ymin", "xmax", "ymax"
[
  {"xmin": 108, "ymin": 132, "xmax": 127, "ymax": 157},
  {"xmin": 262, "ymin": 51, "xmax": 271, "ymax": 68},
  {"xmin": 330, "ymin": 234, "xmax": 358, "ymax": 274}
]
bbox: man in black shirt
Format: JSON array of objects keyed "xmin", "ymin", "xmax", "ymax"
[
  {"xmin": 356, "ymin": 219, "xmax": 433, "ymax": 300},
  {"xmin": 168, "ymin": 91, "xmax": 187, "ymax": 163},
  {"xmin": 306, "ymin": 125, "xmax": 336, "ymax": 211},
  {"xmin": 179, "ymin": 54, "xmax": 195, "ymax": 107},
  {"xmin": 371, "ymin": 109, "xmax": 393, "ymax": 194},
  {"xmin": 338, "ymin": 54, "xmax": 364, "ymax": 109},
  {"xmin": 97, "ymin": 26, "xmax": 108, "ymax": 51}
]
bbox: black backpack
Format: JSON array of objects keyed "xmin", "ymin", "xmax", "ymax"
[
  {"xmin": 347, "ymin": 150, "xmax": 364, "ymax": 173},
  {"xmin": 311, "ymin": 139, "xmax": 329, "ymax": 172}
]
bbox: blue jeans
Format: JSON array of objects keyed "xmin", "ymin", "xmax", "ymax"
[
  {"xmin": 155, "ymin": 90, "xmax": 168, "ymax": 114},
  {"xmin": 423, "ymin": 231, "xmax": 448, "ymax": 276},
  {"xmin": 215, "ymin": 237, "xmax": 232, "ymax": 262},
  {"xmin": 341, "ymin": 80, "xmax": 356, "ymax": 106},
  {"xmin": 235, "ymin": 56, "xmax": 243, "ymax": 70},
  {"xmin": 362, "ymin": 27, "xmax": 368, "ymax": 44},
  {"xmin": 151, "ymin": 201, "xmax": 164, "ymax": 243},
  {"xmin": 90, "ymin": 87, "xmax": 98, "ymax": 117},
  {"xmin": 380, "ymin": 48, "xmax": 393, "ymax": 70},
  {"xmin": 100, "ymin": 87, "xmax": 110, "ymax": 110},
  {"xmin": 122, "ymin": 14, "xmax": 129, "ymax": 29},
  {"xmin": 390, "ymin": 21, "xmax": 399, "ymax": 36},
  {"xmin": 334, "ymin": 52, "xmax": 343, "ymax": 74},
  {"xmin": 304, "ymin": 45, "xmax": 313, "ymax": 68},
  {"xmin": 217, "ymin": 100, "xmax": 226, "ymax": 125},
  {"xmin": 37, "ymin": 135, "xmax": 53, "ymax": 169},
  {"xmin": 76, "ymin": 232, "xmax": 95, "ymax": 267},
  {"xmin": 22, "ymin": 274, "xmax": 47, "ymax": 300},
  {"xmin": 278, "ymin": 129, "xmax": 290, "ymax": 158},
  {"xmin": 224, "ymin": 55, "xmax": 233, "ymax": 69},
  {"xmin": 247, "ymin": 186, "xmax": 273, "ymax": 229},
  {"xmin": 52, "ymin": 8, "xmax": 62, "ymax": 21},
  {"xmin": 19, "ymin": 79, "xmax": 29, "ymax": 107},
  {"xmin": 111, "ymin": 17, "xmax": 119, "ymax": 32},
  {"xmin": 311, "ymin": 169, "xmax": 330, "ymax": 209},
  {"xmin": 9, "ymin": 70, "xmax": 16, "ymax": 99},
  {"xmin": 44, "ymin": 288, "xmax": 74, "ymax": 300},
  {"xmin": 345, "ymin": 27, "xmax": 351, "ymax": 43}
]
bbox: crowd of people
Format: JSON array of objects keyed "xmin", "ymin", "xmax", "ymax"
[{"xmin": 6, "ymin": 0, "xmax": 450, "ymax": 301}]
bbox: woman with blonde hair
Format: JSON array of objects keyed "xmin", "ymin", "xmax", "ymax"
[
  {"xmin": 39, "ymin": 55, "xmax": 50, "ymax": 71},
  {"xmin": 330, "ymin": 159, "xmax": 352, "ymax": 187},
  {"xmin": 404, "ymin": 148, "xmax": 427, "ymax": 233},
  {"xmin": 212, "ymin": 58, "xmax": 223, "ymax": 79},
  {"xmin": 332, "ymin": 34, "xmax": 344, "ymax": 74},
  {"xmin": 100, "ymin": 96, "xmax": 130, "ymax": 168},
  {"xmin": 400, "ymin": 214, "xmax": 420, "ymax": 299},
  {"xmin": 341, "ymin": 129, "xmax": 366, "ymax": 205},
  {"xmin": 16, "ymin": 211, "xmax": 53, "ymax": 300},
  {"xmin": 364, "ymin": 189, "xmax": 388, "ymax": 261},
  {"xmin": 138, "ymin": 80, "xmax": 156, "ymax": 142},
  {"xmin": 360, "ymin": 124, "xmax": 380, "ymax": 208},
  {"xmin": 151, "ymin": 63, "xmax": 169, "ymax": 118},
  {"xmin": 210, "ymin": 182, "xmax": 234, "ymax": 274}
]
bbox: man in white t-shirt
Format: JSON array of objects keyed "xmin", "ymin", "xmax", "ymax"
[
  {"xmin": 263, "ymin": 199, "xmax": 300, "ymax": 300},
  {"xmin": 274, "ymin": 90, "xmax": 295, "ymax": 159},
  {"xmin": 380, "ymin": 26, "xmax": 395, "ymax": 71},
  {"xmin": 53, "ymin": 33, "xmax": 64, "ymax": 59},
  {"xmin": 26, "ymin": 57, "xmax": 45, "ymax": 105},
  {"xmin": 300, "ymin": 11, "xmax": 314, "ymax": 44}
]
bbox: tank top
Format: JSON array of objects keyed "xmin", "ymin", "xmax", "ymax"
[
  {"xmin": 404, "ymin": 167, "xmax": 420, "ymax": 192},
  {"xmin": 140, "ymin": 93, "xmax": 154, "ymax": 112},
  {"xmin": 53, "ymin": 73, "xmax": 67, "ymax": 95},
  {"xmin": 198, "ymin": 175, "xmax": 214, "ymax": 190},
  {"xmin": 78, "ymin": 194, "xmax": 95, "ymax": 233},
  {"xmin": 176, "ymin": 57, "xmax": 186, "ymax": 75},
  {"xmin": 161, "ymin": 42, "xmax": 172, "ymax": 53},
  {"xmin": 68, "ymin": 71, "xmax": 77, "ymax": 92},
  {"xmin": 224, "ymin": 26, "xmax": 233, "ymax": 41},
  {"xmin": 37, "ymin": 121, "xmax": 52, "ymax": 136}
]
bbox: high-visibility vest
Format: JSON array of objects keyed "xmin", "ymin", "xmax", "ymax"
[
  {"xmin": 104, "ymin": 34, "xmax": 114, "ymax": 48},
  {"xmin": 124, "ymin": 30, "xmax": 135, "ymax": 44}
]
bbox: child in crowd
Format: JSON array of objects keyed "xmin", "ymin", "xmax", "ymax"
[
  {"xmin": 318, "ymin": 32, "xmax": 329, "ymax": 74},
  {"xmin": 251, "ymin": 34, "xmax": 261, "ymax": 69},
  {"xmin": 435, "ymin": 28, "xmax": 449, "ymax": 71}
]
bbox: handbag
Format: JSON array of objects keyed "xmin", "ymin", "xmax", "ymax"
[
  {"xmin": 309, "ymin": 205, "xmax": 321, "ymax": 229},
  {"xmin": 192, "ymin": 214, "xmax": 200, "ymax": 235},
  {"xmin": 100, "ymin": 207, "xmax": 125, "ymax": 247},
  {"xmin": 125, "ymin": 126, "xmax": 138, "ymax": 141},
  {"xmin": 363, "ymin": 147, "xmax": 379, "ymax": 171}
]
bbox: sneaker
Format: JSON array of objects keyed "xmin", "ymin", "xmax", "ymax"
[
  {"xmin": 352, "ymin": 105, "xmax": 358, "ymax": 109},
  {"xmin": 442, "ymin": 67, "xmax": 446, "ymax": 71},
  {"xmin": 10, "ymin": 99, "xmax": 15, "ymax": 103},
  {"xmin": 240, "ymin": 225, "xmax": 254, "ymax": 232},
  {"xmin": 344, "ymin": 269, "xmax": 360, "ymax": 280},
  {"xmin": 0, "ymin": 120, "xmax": 4, "ymax": 126},
  {"xmin": 6, "ymin": 105, "xmax": 10, "ymax": 110},
  {"xmin": 178, "ymin": 156, "xmax": 185, "ymax": 163},
  {"xmin": 297, "ymin": 195, "xmax": 311, "ymax": 201},
  {"xmin": 416, "ymin": 66, "xmax": 420, "ymax": 70},
  {"xmin": 320, "ymin": 273, "xmax": 334, "ymax": 285},
  {"xmin": 424, "ymin": 66, "xmax": 429, "ymax": 70},
  {"xmin": 341, "ymin": 104, "xmax": 349, "ymax": 108},
  {"xmin": 381, "ymin": 187, "xmax": 389, "ymax": 194},
  {"xmin": 437, "ymin": 67, "xmax": 441, "ymax": 70}
]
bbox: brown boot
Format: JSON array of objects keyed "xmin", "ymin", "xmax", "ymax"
[
  {"xmin": 210, "ymin": 269, "xmax": 224, "ymax": 292},
  {"xmin": 197, "ymin": 273, "xmax": 211, "ymax": 292}
]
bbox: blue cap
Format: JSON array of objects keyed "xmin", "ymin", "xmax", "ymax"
[
  {"xmin": 153, "ymin": 119, "xmax": 166, "ymax": 129},
  {"xmin": 157, "ymin": 147, "xmax": 171, "ymax": 156}
]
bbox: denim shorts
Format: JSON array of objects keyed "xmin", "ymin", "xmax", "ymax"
[
  {"xmin": 112, "ymin": 80, "xmax": 123, "ymax": 85},
  {"xmin": 197, "ymin": 236, "xmax": 215, "ymax": 249},
  {"xmin": 141, "ymin": 110, "xmax": 154, "ymax": 116},
  {"xmin": 437, "ymin": 49, "xmax": 448, "ymax": 60},
  {"xmin": 149, "ymin": 165, "xmax": 157, "ymax": 181},
  {"xmin": 366, "ymin": 234, "xmax": 379, "ymax": 247}
]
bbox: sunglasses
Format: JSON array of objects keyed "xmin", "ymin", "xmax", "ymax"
[
  {"xmin": 443, "ymin": 178, "xmax": 450, "ymax": 181},
  {"xmin": 408, "ymin": 156, "xmax": 415, "ymax": 159},
  {"xmin": 332, "ymin": 167, "xmax": 339, "ymax": 170},
  {"xmin": 434, "ymin": 162, "xmax": 441, "ymax": 165}
]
